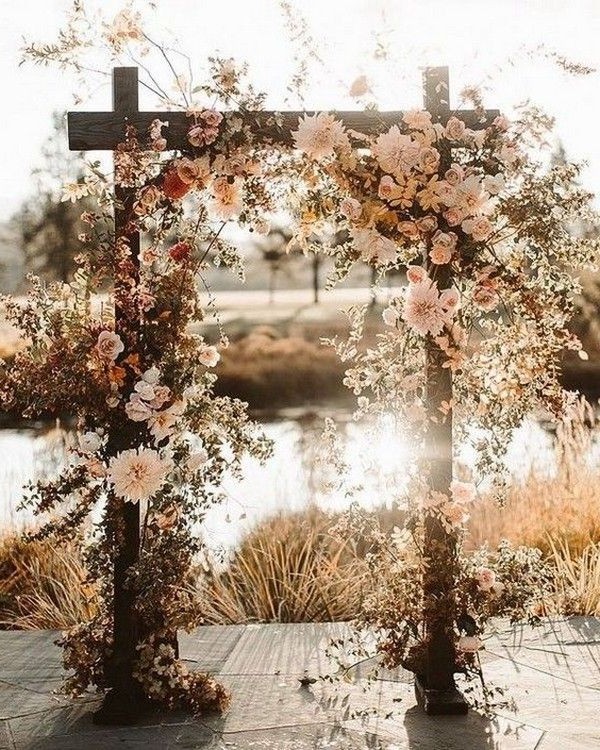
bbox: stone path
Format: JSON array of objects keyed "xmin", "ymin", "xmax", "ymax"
[{"xmin": 0, "ymin": 618, "xmax": 598, "ymax": 749}]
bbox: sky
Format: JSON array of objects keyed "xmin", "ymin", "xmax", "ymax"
[{"xmin": 1, "ymin": 0, "xmax": 600, "ymax": 221}]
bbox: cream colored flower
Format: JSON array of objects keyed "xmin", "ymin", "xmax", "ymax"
[
  {"xmin": 125, "ymin": 395, "xmax": 153, "ymax": 422},
  {"xmin": 293, "ymin": 113, "xmax": 349, "ymax": 160},
  {"xmin": 134, "ymin": 380, "xmax": 155, "ymax": 401},
  {"xmin": 79, "ymin": 431, "xmax": 102, "ymax": 454},
  {"xmin": 149, "ymin": 410, "xmax": 178, "ymax": 442},
  {"xmin": 61, "ymin": 182, "xmax": 89, "ymax": 203},
  {"xmin": 372, "ymin": 126, "xmax": 419, "ymax": 174},
  {"xmin": 483, "ymin": 173, "xmax": 505, "ymax": 195},
  {"xmin": 455, "ymin": 175, "xmax": 489, "ymax": 215},
  {"xmin": 108, "ymin": 448, "xmax": 172, "ymax": 503},
  {"xmin": 142, "ymin": 367, "xmax": 161, "ymax": 385},
  {"xmin": 208, "ymin": 176, "xmax": 243, "ymax": 221},
  {"xmin": 402, "ymin": 280, "xmax": 455, "ymax": 336},
  {"xmin": 476, "ymin": 567, "xmax": 496, "ymax": 592},
  {"xmin": 352, "ymin": 228, "xmax": 397, "ymax": 266},
  {"xmin": 198, "ymin": 343, "xmax": 220, "ymax": 368}
]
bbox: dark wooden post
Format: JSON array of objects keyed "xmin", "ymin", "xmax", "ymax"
[
  {"xmin": 93, "ymin": 67, "xmax": 146, "ymax": 725},
  {"xmin": 414, "ymin": 67, "xmax": 468, "ymax": 715}
]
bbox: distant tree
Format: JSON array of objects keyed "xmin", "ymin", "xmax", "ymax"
[
  {"xmin": 251, "ymin": 225, "xmax": 303, "ymax": 303},
  {"xmin": 12, "ymin": 113, "xmax": 91, "ymax": 283}
]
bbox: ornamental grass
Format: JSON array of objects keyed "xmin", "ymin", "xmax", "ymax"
[
  {"xmin": 4, "ymin": 397, "xmax": 600, "ymax": 628},
  {"xmin": 213, "ymin": 327, "xmax": 348, "ymax": 409},
  {"xmin": 196, "ymin": 508, "xmax": 368, "ymax": 623},
  {"xmin": 469, "ymin": 399, "xmax": 600, "ymax": 556},
  {"xmin": 0, "ymin": 534, "xmax": 95, "ymax": 630}
]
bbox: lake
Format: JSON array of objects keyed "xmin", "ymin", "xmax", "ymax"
[{"xmin": 0, "ymin": 409, "xmax": 560, "ymax": 551}]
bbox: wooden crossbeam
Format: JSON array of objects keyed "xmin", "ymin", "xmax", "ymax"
[{"xmin": 68, "ymin": 67, "xmax": 498, "ymax": 151}]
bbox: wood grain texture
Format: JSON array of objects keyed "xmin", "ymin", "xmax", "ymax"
[{"xmin": 67, "ymin": 107, "xmax": 500, "ymax": 151}]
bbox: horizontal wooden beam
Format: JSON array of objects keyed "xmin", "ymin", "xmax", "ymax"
[{"xmin": 67, "ymin": 108, "xmax": 500, "ymax": 152}]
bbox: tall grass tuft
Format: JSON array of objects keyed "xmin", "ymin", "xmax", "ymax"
[
  {"xmin": 214, "ymin": 327, "xmax": 348, "ymax": 408},
  {"xmin": 544, "ymin": 539, "xmax": 600, "ymax": 616},
  {"xmin": 0, "ymin": 534, "xmax": 95, "ymax": 629},
  {"xmin": 197, "ymin": 509, "xmax": 368, "ymax": 623},
  {"xmin": 469, "ymin": 399, "xmax": 600, "ymax": 556}
]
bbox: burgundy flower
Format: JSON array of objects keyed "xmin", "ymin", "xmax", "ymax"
[{"xmin": 168, "ymin": 241, "xmax": 192, "ymax": 263}]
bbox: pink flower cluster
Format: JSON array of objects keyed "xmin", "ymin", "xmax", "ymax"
[
  {"xmin": 402, "ymin": 267, "xmax": 459, "ymax": 337},
  {"xmin": 188, "ymin": 109, "xmax": 224, "ymax": 148}
]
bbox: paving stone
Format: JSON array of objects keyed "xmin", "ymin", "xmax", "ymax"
[
  {"xmin": 0, "ymin": 621, "xmax": 599, "ymax": 748},
  {"xmin": 352, "ymin": 706, "xmax": 544, "ymax": 750},
  {"xmin": 0, "ymin": 721, "xmax": 13, "ymax": 750},
  {"xmin": 179, "ymin": 625, "xmax": 245, "ymax": 674}
]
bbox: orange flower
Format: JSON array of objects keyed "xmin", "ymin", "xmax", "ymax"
[
  {"xmin": 162, "ymin": 170, "xmax": 191, "ymax": 200},
  {"xmin": 109, "ymin": 365, "xmax": 126, "ymax": 386},
  {"xmin": 123, "ymin": 353, "xmax": 141, "ymax": 373}
]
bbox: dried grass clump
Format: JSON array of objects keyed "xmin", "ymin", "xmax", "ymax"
[
  {"xmin": 0, "ymin": 534, "xmax": 95, "ymax": 630},
  {"xmin": 197, "ymin": 508, "xmax": 368, "ymax": 623},
  {"xmin": 544, "ymin": 539, "xmax": 600, "ymax": 616},
  {"xmin": 214, "ymin": 327, "xmax": 348, "ymax": 408},
  {"xmin": 469, "ymin": 398, "xmax": 600, "ymax": 616},
  {"xmin": 469, "ymin": 399, "xmax": 600, "ymax": 557}
]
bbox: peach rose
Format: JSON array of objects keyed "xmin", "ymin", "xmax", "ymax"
[
  {"xmin": 418, "ymin": 146, "xmax": 440, "ymax": 174},
  {"xmin": 403, "ymin": 110, "xmax": 432, "ymax": 129},
  {"xmin": 406, "ymin": 265, "xmax": 427, "ymax": 284},
  {"xmin": 443, "ymin": 207, "xmax": 464, "ymax": 227},
  {"xmin": 176, "ymin": 158, "xmax": 200, "ymax": 185},
  {"xmin": 134, "ymin": 185, "xmax": 162, "ymax": 216},
  {"xmin": 416, "ymin": 215, "xmax": 438, "ymax": 234},
  {"xmin": 378, "ymin": 175, "xmax": 396, "ymax": 200},
  {"xmin": 201, "ymin": 109, "xmax": 223, "ymax": 127},
  {"xmin": 96, "ymin": 331, "xmax": 124, "ymax": 361},
  {"xmin": 340, "ymin": 197, "xmax": 362, "ymax": 220},
  {"xmin": 430, "ymin": 245, "xmax": 452, "ymax": 265},
  {"xmin": 445, "ymin": 165, "xmax": 464, "ymax": 186},
  {"xmin": 398, "ymin": 221, "xmax": 420, "ymax": 239},
  {"xmin": 445, "ymin": 116, "xmax": 466, "ymax": 141}
]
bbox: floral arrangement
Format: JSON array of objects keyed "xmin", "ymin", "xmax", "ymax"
[
  {"xmin": 2, "ymin": 8, "xmax": 296, "ymax": 713},
  {"xmin": 289, "ymin": 96, "xmax": 599, "ymax": 680}
]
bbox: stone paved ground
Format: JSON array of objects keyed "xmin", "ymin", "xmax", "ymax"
[{"xmin": 0, "ymin": 618, "xmax": 598, "ymax": 749}]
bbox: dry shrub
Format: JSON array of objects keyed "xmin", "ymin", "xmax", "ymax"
[
  {"xmin": 214, "ymin": 327, "xmax": 348, "ymax": 408},
  {"xmin": 469, "ymin": 398, "xmax": 600, "ymax": 615},
  {"xmin": 0, "ymin": 534, "xmax": 95, "ymax": 630},
  {"xmin": 197, "ymin": 508, "xmax": 368, "ymax": 623},
  {"xmin": 469, "ymin": 399, "xmax": 600, "ymax": 556},
  {"xmin": 544, "ymin": 539, "xmax": 600, "ymax": 616}
]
